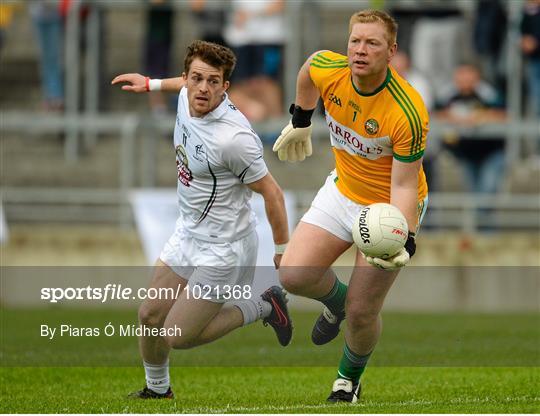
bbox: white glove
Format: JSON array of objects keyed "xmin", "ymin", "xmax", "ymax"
[
  {"xmin": 363, "ymin": 247, "xmax": 410, "ymax": 271},
  {"xmin": 272, "ymin": 122, "xmax": 313, "ymax": 162}
]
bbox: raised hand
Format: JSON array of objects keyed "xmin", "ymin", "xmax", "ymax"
[{"xmin": 111, "ymin": 73, "xmax": 148, "ymax": 93}]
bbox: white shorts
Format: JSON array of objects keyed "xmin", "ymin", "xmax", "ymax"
[
  {"xmin": 159, "ymin": 226, "xmax": 258, "ymax": 303},
  {"xmin": 302, "ymin": 170, "xmax": 428, "ymax": 243}
]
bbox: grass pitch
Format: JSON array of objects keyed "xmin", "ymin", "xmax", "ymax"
[
  {"xmin": 1, "ymin": 309, "xmax": 539, "ymax": 413},
  {"xmin": 1, "ymin": 366, "xmax": 538, "ymax": 413}
]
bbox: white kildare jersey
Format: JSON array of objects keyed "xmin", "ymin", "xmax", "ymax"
[{"xmin": 172, "ymin": 87, "xmax": 268, "ymax": 242}]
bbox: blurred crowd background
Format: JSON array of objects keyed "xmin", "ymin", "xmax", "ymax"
[{"xmin": 0, "ymin": 0, "xmax": 539, "ymax": 276}]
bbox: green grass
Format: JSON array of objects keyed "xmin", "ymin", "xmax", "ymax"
[
  {"xmin": 0, "ymin": 367, "xmax": 538, "ymax": 413},
  {"xmin": 1, "ymin": 308, "xmax": 539, "ymax": 413}
]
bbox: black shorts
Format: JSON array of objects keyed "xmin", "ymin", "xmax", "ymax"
[{"xmin": 232, "ymin": 44, "xmax": 283, "ymax": 83}]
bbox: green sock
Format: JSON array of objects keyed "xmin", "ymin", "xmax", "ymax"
[
  {"xmin": 337, "ymin": 344, "xmax": 372, "ymax": 385},
  {"xmin": 315, "ymin": 276, "xmax": 347, "ymax": 315}
]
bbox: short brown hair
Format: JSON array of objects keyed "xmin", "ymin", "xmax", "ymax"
[
  {"xmin": 349, "ymin": 10, "xmax": 398, "ymax": 45},
  {"xmin": 183, "ymin": 40, "xmax": 237, "ymax": 81}
]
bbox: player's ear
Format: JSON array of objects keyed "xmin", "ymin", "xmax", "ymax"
[
  {"xmin": 223, "ymin": 80, "xmax": 230, "ymax": 91},
  {"xmin": 182, "ymin": 72, "xmax": 187, "ymax": 80},
  {"xmin": 388, "ymin": 43, "xmax": 397, "ymax": 61}
]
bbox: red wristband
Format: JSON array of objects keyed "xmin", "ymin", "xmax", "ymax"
[{"xmin": 145, "ymin": 76, "xmax": 150, "ymax": 92}]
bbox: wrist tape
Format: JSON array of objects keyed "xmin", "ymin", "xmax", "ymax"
[
  {"xmin": 145, "ymin": 77, "xmax": 162, "ymax": 92},
  {"xmin": 289, "ymin": 104, "xmax": 315, "ymax": 128},
  {"xmin": 405, "ymin": 232, "xmax": 416, "ymax": 257}
]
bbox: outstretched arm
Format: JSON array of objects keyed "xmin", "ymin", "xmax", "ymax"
[{"xmin": 111, "ymin": 73, "xmax": 185, "ymax": 93}]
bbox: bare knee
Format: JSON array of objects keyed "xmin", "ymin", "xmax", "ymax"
[
  {"xmin": 346, "ymin": 303, "xmax": 379, "ymax": 330},
  {"xmin": 279, "ymin": 267, "xmax": 321, "ymax": 295},
  {"xmin": 279, "ymin": 268, "xmax": 303, "ymax": 294},
  {"xmin": 138, "ymin": 301, "xmax": 167, "ymax": 328}
]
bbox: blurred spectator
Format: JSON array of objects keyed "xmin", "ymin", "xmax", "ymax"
[
  {"xmin": 189, "ymin": 0, "xmax": 227, "ymax": 46},
  {"xmin": 473, "ymin": 0, "xmax": 507, "ymax": 90},
  {"xmin": 391, "ymin": 50, "xmax": 438, "ymax": 191},
  {"xmin": 407, "ymin": 5, "xmax": 465, "ymax": 100},
  {"xmin": 224, "ymin": 0, "xmax": 285, "ymax": 123},
  {"xmin": 435, "ymin": 64, "xmax": 507, "ymax": 195},
  {"xmin": 392, "ymin": 51, "xmax": 434, "ymax": 110},
  {"xmin": 144, "ymin": 0, "xmax": 174, "ymax": 114},
  {"xmin": 0, "ymin": 2, "xmax": 16, "ymax": 53},
  {"xmin": 29, "ymin": 0, "xmax": 64, "ymax": 112},
  {"xmin": 520, "ymin": 0, "xmax": 540, "ymax": 117},
  {"xmin": 60, "ymin": 1, "xmax": 108, "ymax": 112}
]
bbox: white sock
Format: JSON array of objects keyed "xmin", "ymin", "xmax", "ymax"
[
  {"xmin": 233, "ymin": 298, "xmax": 272, "ymax": 325},
  {"xmin": 144, "ymin": 360, "xmax": 170, "ymax": 394}
]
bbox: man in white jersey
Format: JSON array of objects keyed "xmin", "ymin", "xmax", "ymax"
[{"xmin": 112, "ymin": 40, "xmax": 291, "ymax": 399}]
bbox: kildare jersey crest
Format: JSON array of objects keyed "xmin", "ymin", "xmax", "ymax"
[{"xmin": 175, "ymin": 144, "xmax": 193, "ymax": 187}]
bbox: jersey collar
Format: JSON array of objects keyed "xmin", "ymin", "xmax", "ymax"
[
  {"xmin": 200, "ymin": 92, "xmax": 229, "ymax": 121},
  {"xmin": 351, "ymin": 67, "xmax": 392, "ymax": 97}
]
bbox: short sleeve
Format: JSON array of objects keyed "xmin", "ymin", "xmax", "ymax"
[
  {"xmin": 309, "ymin": 51, "xmax": 349, "ymax": 92},
  {"xmin": 392, "ymin": 106, "xmax": 429, "ymax": 163},
  {"xmin": 222, "ymin": 131, "xmax": 268, "ymax": 184}
]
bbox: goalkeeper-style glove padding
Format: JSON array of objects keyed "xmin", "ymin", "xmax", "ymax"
[
  {"xmin": 273, "ymin": 122, "xmax": 313, "ymax": 162},
  {"xmin": 364, "ymin": 232, "xmax": 416, "ymax": 271},
  {"xmin": 272, "ymin": 104, "xmax": 315, "ymax": 162},
  {"xmin": 364, "ymin": 248, "xmax": 410, "ymax": 271}
]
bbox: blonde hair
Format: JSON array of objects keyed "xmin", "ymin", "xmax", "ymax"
[{"xmin": 349, "ymin": 10, "xmax": 398, "ymax": 45}]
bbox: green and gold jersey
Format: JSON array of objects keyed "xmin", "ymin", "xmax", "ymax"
[{"xmin": 310, "ymin": 50, "xmax": 429, "ymax": 206}]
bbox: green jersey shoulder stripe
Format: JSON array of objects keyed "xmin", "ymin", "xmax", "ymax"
[
  {"xmin": 311, "ymin": 58, "xmax": 348, "ymax": 67},
  {"xmin": 312, "ymin": 57, "xmax": 348, "ymax": 66},
  {"xmin": 312, "ymin": 54, "xmax": 348, "ymax": 66},
  {"xmin": 315, "ymin": 53, "xmax": 335, "ymax": 62},
  {"xmin": 393, "ymin": 150, "xmax": 424, "ymax": 163},
  {"xmin": 314, "ymin": 53, "xmax": 347, "ymax": 64},
  {"xmin": 387, "ymin": 80, "xmax": 422, "ymax": 154},
  {"xmin": 386, "ymin": 82, "xmax": 418, "ymax": 155},
  {"xmin": 389, "ymin": 78, "xmax": 423, "ymax": 153},
  {"xmin": 389, "ymin": 79, "xmax": 423, "ymax": 153},
  {"xmin": 311, "ymin": 62, "xmax": 349, "ymax": 69},
  {"xmin": 388, "ymin": 79, "xmax": 422, "ymax": 152}
]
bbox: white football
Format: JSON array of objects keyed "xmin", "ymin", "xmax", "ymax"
[{"xmin": 352, "ymin": 203, "xmax": 408, "ymax": 259}]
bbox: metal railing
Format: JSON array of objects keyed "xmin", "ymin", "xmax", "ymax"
[
  {"xmin": 1, "ymin": 0, "xmax": 538, "ymax": 231},
  {"xmin": 1, "ymin": 110, "xmax": 538, "ymax": 230},
  {"xmin": 57, "ymin": 0, "xmax": 528, "ymax": 161},
  {"xmin": 1, "ymin": 112, "xmax": 139, "ymax": 227}
]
